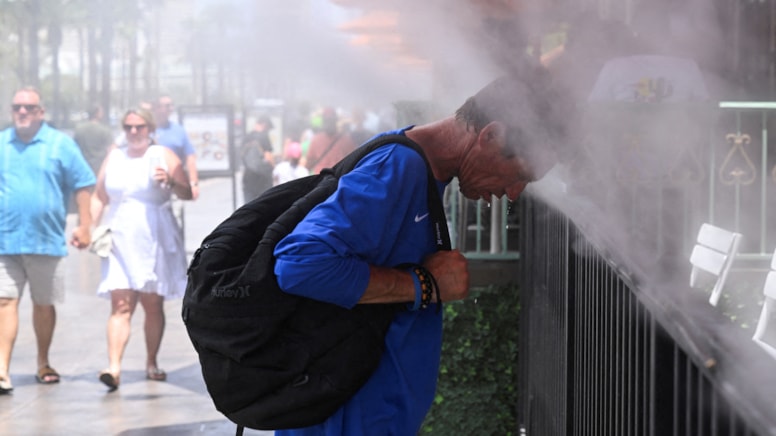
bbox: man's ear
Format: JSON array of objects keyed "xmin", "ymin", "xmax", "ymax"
[{"xmin": 480, "ymin": 121, "xmax": 507, "ymax": 147}]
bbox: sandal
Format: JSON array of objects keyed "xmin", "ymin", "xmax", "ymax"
[
  {"xmin": 0, "ymin": 376, "xmax": 13, "ymax": 394},
  {"xmin": 98, "ymin": 370, "xmax": 120, "ymax": 391},
  {"xmin": 35, "ymin": 365, "xmax": 60, "ymax": 384},
  {"xmin": 146, "ymin": 368, "xmax": 167, "ymax": 382}
]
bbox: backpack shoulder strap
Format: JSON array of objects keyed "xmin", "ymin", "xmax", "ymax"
[
  {"xmin": 331, "ymin": 134, "xmax": 451, "ymax": 251},
  {"xmin": 329, "ymin": 134, "xmax": 417, "ymax": 176}
]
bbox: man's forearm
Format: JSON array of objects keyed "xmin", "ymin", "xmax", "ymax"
[
  {"xmin": 359, "ymin": 266, "xmax": 415, "ymax": 304},
  {"xmin": 360, "ymin": 250, "xmax": 471, "ymax": 305},
  {"xmin": 75, "ymin": 188, "xmax": 92, "ymax": 228},
  {"xmin": 186, "ymin": 155, "xmax": 198, "ymax": 184}
]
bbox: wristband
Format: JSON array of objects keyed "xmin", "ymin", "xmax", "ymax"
[
  {"xmin": 397, "ymin": 263, "xmax": 442, "ymax": 313},
  {"xmin": 406, "ymin": 265, "xmax": 436, "ymax": 311},
  {"xmin": 406, "ymin": 267, "xmax": 422, "ymax": 311}
]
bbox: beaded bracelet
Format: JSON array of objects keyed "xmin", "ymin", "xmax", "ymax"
[
  {"xmin": 424, "ymin": 265, "xmax": 443, "ymax": 313},
  {"xmin": 404, "ymin": 264, "xmax": 442, "ymax": 312},
  {"xmin": 415, "ymin": 266, "xmax": 433, "ymax": 310}
]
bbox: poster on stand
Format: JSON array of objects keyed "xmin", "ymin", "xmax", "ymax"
[{"xmin": 178, "ymin": 105, "xmax": 234, "ymax": 177}]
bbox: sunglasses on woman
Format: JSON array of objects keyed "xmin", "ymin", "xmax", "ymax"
[{"xmin": 123, "ymin": 124, "xmax": 147, "ymax": 132}]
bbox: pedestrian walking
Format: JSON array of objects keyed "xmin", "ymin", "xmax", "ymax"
[
  {"xmin": 241, "ymin": 115, "xmax": 275, "ymax": 202},
  {"xmin": 273, "ymin": 61, "xmax": 569, "ymax": 435},
  {"xmin": 153, "ymin": 95, "xmax": 200, "ymax": 199},
  {"xmin": 0, "ymin": 87, "xmax": 96, "ymax": 393},
  {"xmin": 305, "ymin": 107, "xmax": 357, "ymax": 174},
  {"xmin": 73, "ymin": 104, "xmax": 114, "ymax": 176},
  {"xmin": 91, "ymin": 107, "xmax": 191, "ymax": 391},
  {"xmin": 272, "ymin": 141, "xmax": 308, "ymax": 186}
]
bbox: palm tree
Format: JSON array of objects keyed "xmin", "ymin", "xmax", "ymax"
[
  {"xmin": 45, "ymin": 0, "xmax": 97, "ymax": 125},
  {"xmin": 184, "ymin": 2, "xmax": 251, "ymax": 105},
  {"xmin": 26, "ymin": 0, "xmax": 40, "ymax": 87},
  {"xmin": 0, "ymin": 0, "xmax": 22, "ymax": 100},
  {"xmin": 0, "ymin": 0, "xmax": 31, "ymax": 87}
]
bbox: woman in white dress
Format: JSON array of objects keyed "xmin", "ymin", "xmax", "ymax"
[{"xmin": 91, "ymin": 107, "xmax": 192, "ymax": 390}]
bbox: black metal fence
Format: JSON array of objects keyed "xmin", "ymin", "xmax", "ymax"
[{"xmin": 517, "ymin": 195, "xmax": 776, "ymax": 436}]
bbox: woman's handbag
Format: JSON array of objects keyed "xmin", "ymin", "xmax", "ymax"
[{"xmin": 89, "ymin": 225, "xmax": 112, "ymax": 258}]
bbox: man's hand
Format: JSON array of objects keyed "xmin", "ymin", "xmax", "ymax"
[
  {"xmin": 423, "ymin": 249, "xmax": 470, "ymax": 302},
  {"xmin": 70, "ymin": 225, "xmax": 92, "ymax": 249}
]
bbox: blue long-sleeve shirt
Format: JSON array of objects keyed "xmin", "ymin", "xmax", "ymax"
[{"xmin": 274, "ymin": 128, "xmax": 449, "ymax": 435}]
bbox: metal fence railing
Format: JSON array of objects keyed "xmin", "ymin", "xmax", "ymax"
[
  {"xmin": 517, "ymin": 195, "xmax": 776, "ymax": 436},
  {"xmin": 446, "ymin": 178, "xmax": 519, "ymax": 259},
  {"xmin": 714, "ymin": 102, "xmax": 776, "ymax": 260}
]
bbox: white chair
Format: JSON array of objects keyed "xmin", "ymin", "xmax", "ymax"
[
  {"xmin": 689, "ymin": 223, "xmax": 742, "ymax": 306},
  {"xmin": 752, "ymin": 249, "xmax": 776, "ymax": 359}
]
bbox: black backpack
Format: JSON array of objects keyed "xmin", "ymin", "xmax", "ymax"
[{"xmin": 182, "ymin": 134, "xmax": 450, "ymax": 431}]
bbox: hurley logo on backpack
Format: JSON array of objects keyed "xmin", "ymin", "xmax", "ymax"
[{"xmin": 182, "ymin": 134, "xmax": 450, "ymax": 431}]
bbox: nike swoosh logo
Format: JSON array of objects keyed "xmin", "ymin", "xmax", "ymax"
[{"xmin": 414, "ymin": 213, "xmax": 429, "ymax": 223}]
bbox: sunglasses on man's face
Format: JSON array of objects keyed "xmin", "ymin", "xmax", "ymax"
[
  {"xmin": 123, "ymin": 124, "xmax": 147, "ymax": 132},
  {"xmin": 12, "ymin": 104, "xmax": 40, "ymax": 113}
]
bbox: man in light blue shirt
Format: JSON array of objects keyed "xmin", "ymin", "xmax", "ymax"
[
  {"xmin": 153, "ymin": 95, "xmax": 200, "ymax": 200},
  {"xmin": 0, "ymin": 87, "xmax": 95, "ymax": 393}
]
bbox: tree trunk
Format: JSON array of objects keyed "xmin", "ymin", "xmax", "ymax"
[
  {"xmin": 100, "ymin": 2, "xmax": 114, "ymax": 119},
  {"xmin": 128, "ymin": 32, "xmax": 137, "ymax": 106},
  {"xmin": 16, "ymin": 23, "xmax": 25, "ymax": 82},
  {"xmin": 150, "ymin": 6, "xmax": 162, "ymax": 97},
  {"xmin": 49, "ymin": 22, "xmax": 62, "ymax": 126},
  {"xmin": 27, "ymin": 0, "xmax": 40, "ymax": 87},
  {"xmin": 88, "ymin": 8, "xmax": 99, "ymax": 104},
  {"xmin": 191, "ymin": 59, "xmax": 198, "ymax": 104},
  {"xmin": 201, "ymin": 60, "xmax": 208, "ymax": 105},
  {"xmin": 217, "ymin": 55, "xmax": 224, "ymax": 103},
  {"xmin": 77, "ymin": 27, "xmax": 85, "ymax": 96}
]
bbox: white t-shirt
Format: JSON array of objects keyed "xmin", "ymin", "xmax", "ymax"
[
  {"xmin": 272, "ymin": 161, "xmax": 309, "ymax": 186},
  {"xmin": 588, "ymin": 55, "xmax": 710, "ymax": 103}
]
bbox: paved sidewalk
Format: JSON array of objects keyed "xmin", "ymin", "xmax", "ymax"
[{"xmin": 0, "ymin": 176, "xmax": 273, "ymax": 436}]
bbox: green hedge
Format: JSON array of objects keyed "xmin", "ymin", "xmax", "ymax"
[{"xmin": 421, "ymin": 284, "xmax": 520, "ymax": 435}]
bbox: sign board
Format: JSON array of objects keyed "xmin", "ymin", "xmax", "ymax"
[{"xmin": 178, "ymin": 105, "xmax": 235, "ymax": 177}]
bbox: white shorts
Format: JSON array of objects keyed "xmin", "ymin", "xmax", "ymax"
[{"xmin": 0, "ymin": 255, "xmax": 65, "ymax": 305}]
